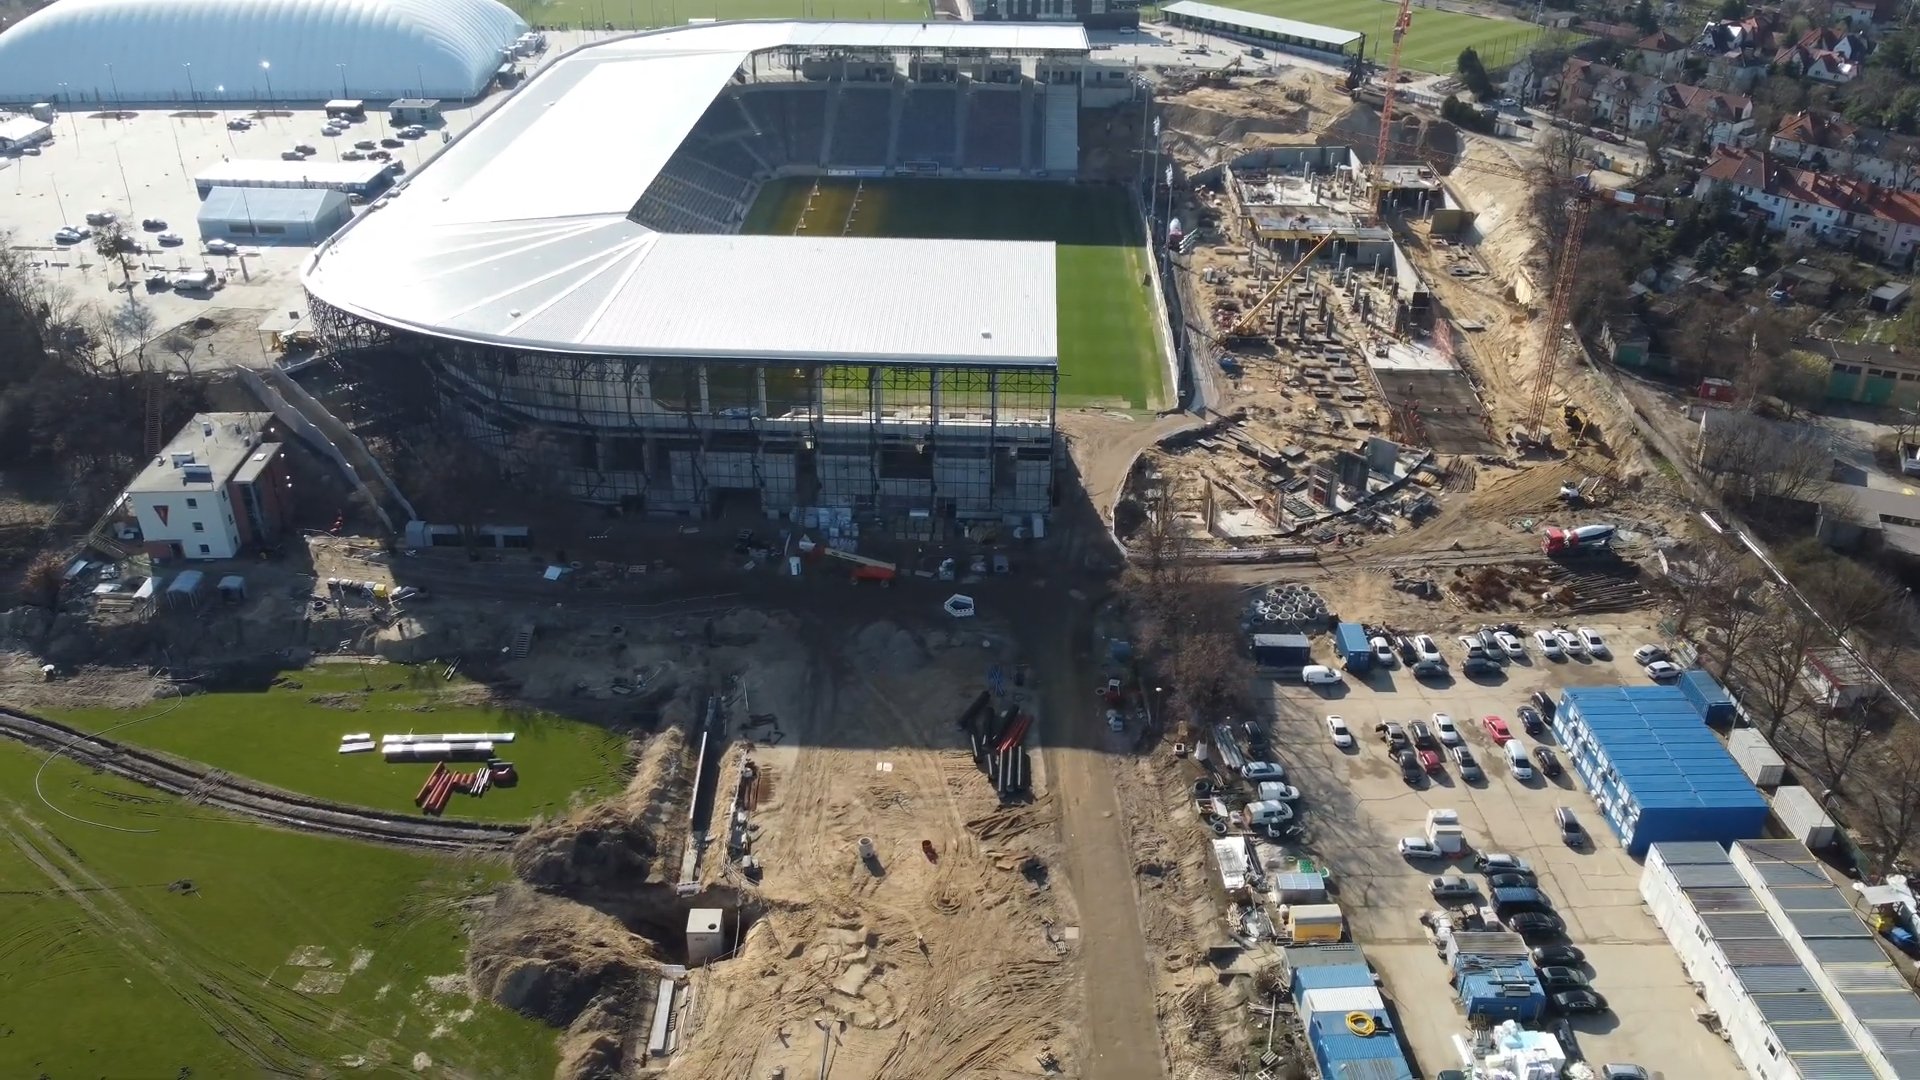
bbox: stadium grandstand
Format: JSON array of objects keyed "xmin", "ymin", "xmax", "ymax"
[
  {"xmin": 1159, "ymin": 0, "xmax": 1365, "ymax": 65},
  {"xmin": 304, "ymin": 21, "xmax": 1104, "ymax": 519}
]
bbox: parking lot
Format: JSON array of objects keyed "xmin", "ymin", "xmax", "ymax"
[
  {"xmin": 0, "ymin": 31, "xmax": 592, "ymax": 355},
  {"xmin": 1265, "ymin": 618, "xmax": 1745, "ymax": 1076}
]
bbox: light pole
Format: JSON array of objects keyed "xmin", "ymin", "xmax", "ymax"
[
  {"xmin": 57, "ymin": 82, "xmax": 80, "ymax": 146},
  {"xmin": 260, "ymin": 60, "xmax": 274, "ymax": 121},
  {"xmin": 336, "ymin": 63, "xmax": 348, "ymax": 99},
  {"xmin": 216, "ymin": 85, "xmax": 236, "ymax": 155},
  {"xmin": 183, "ymin": 62, "xmax": 197, "ymax": 113},
  {"xmin": 105, "ymin": 62, "xmax": 120, "ymax": 105}
]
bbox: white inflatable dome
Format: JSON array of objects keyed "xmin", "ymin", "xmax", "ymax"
[{"xmin": 0, "ymin": 0, "xmax": 528, "ymax": 104}]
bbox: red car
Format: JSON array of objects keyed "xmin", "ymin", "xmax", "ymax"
[
  {"xmin": 1482, "ymin": 715, "xmax": 1513, "ymax": 744},
  {"xmin": 1418, "ymin": 748, "xmax": 1443, "ymax": 774}
]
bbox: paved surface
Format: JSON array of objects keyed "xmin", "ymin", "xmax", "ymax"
[{"xmin": 1265, "ymin": 619, "xmax": 1746, "ymax": 1076}]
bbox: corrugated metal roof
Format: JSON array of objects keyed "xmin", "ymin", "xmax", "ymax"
[
  {"xmin": 1732, "ymin": 964, "xmax": 1818, "ymax": 994},
  {"xmin": 1742, "ymin": 838, "xmax": 1821, "ymax": 862},
  {"xmin": 1704, "ymin": 912, "xmax": 1787, "ymax": 939},
  {"xmin": 1864, "ymin": 1018, "xmax": 1920, "ymax": 1052},
  {"xmin": 1294, "ymin": 964, "xmax": 1375, "ymax": 992},
  {"xmin": 1326, "ymin": 1057, "xmax": 1414, "ymax": 1080},
  {"xmin": 1808, "ymin": 937, "xmax": 1893, "ymax": 965},
  {"xmin": 1827, "ymin": 965, "xmax": 1913, "ymax": 993},
  {"xmin": 1655, "ymin": 841, "xmax": 1735, "ymax": 864},
  {"xmin": 1844, "ymin": 991, "xmax": 1920, "ymax": 1021},
  {"xmin": 1721, "ymin": 939, "xmax": 1802, "ymax": 966},
  {"xmin": 1753, "ymin": 992, "xmax": 1840, "ymax": 1023},
  {"xmin": 1686, "ymin": 887, "xmax": 1764, "ymax": 912},
  {"xmin": 1673, "ymin": 864, "xmax": 1750, "ymax": 888},
  {"xmin": 1748, "ymin": 860, "xmax": 1840, "ymax": 888},
  {"xmin": 1786, "ymin": 1052, "xmax": 1878, "ymax": 1079},
  {"xmin": 1768, "ymin": 887, "xmax": 1857, "ymax": 913},
  {"xmin": 1159, "ymin": 0, "xmax": 1365, "ymax": 46},
  {"xmin": 1876, "ymin": 1049, "xmax": 1920, "ymax": 1079},
  {"xmin": 1787, "ymin": 910, "xmax": 1872, "ymax": 939},
  {"xmin": 1561, "ymin": 686, "xmax": 1769, "ymax": 813},
  {"xmin": 1775, "ymin": 1021, "xmax": 1867, "ymax": 1054}
]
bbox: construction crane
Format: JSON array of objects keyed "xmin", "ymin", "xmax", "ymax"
[
  {"xmin": 1309, "ymin": 115, "xmax": 1603, "ymax": 440},
  {"xmin": 1216, "ymin": 231, "xmax": 1337, "ymax": 341},
  {"xmin": 1370, "ymin": 0, "xmax": 1416, "ymax": 215}
]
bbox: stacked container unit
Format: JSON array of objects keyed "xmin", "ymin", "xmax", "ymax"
[
  {"xmin": 1640, "ymin": 842, "xmax": 1879, "ymax": 1080},
  {"xmin": 1250, "ymin": 633, "xmax": 1312, "ymax": 668},
  {"xmin": 1727, "ymin": 728, "xmax": 1787, "ymax": 790},
  {"xmin": 1678, "ymin": 669, "xmax": 1738, "ymax": 726},
  {"xmin": 1731, "ymin": 839, "xmax": 1920, "ymax": 1079},
  {"xmin": 1557, "ymin": 686, "xmax": 1771, "ymax": 855},
  {"xmin": 1333, "ymin": 621, "xmax": 1372, "ymax": 673},
  {"xmin": 1450, "ymin": 931, "xmax": 1543, "ymax": 1023},
  {"xmin": 1284, "ymin": 945, "xmax": 1416, "ymax": 1080}
]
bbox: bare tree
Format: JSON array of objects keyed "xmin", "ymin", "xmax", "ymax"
[
  {"xmin": 1735, "ymin": 597, "xmax": 1830, "ymax": 740},
  {"xmin": 20, "ymin": 552, "xmax": 65, "ymax": 611},
  {"xmin": 1696, "ymin": 411, "xmax": 1836, "ymax": 507},
  {"xmin": 409, "ymin": 434, "xmax": 502, "ymax": 548},
  {"xmin": 1855, "ymin": 729, "xmax": 1920, "ymax": 873}
]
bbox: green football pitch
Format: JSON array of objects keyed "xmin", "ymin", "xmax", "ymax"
[
  {"xmin": 743, "ymin": 178, "xmax": 1169, "ymax": 411},
  {"xmin": 1172, "ymin": 0, "xmax": 1564, "ymax": 73}
]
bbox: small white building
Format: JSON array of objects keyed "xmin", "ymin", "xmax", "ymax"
[
  {"xmin": 119, "ymin": 413, "xmax": 292, "ymax": 561},
  {"xmin": 0, "ymin": 114, "xmax": 52, "ymax": 151},
  {"xmin": 197, "ymin": 186, "xmax": 354, "ymax": 245},
  {"xmin": 1800, "ymin": 647, "xmax": 1878, "ymax": 711}
]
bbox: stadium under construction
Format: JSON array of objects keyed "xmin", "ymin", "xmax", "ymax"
[{"xmin": 305, "ymin": 21, "xmax": 1150, "ymax": 520}]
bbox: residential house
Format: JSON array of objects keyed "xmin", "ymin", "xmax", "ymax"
[
  {"xmin": 1773, "ymin": 27, "xmax": 1869, "ymax": 82},
  {"xmin": 114, "ymin": 413, "xmax": 293, "ymax": 561},
  {"xmin": 1694, "ymin": 149, "xmax": 1920, "ymax": 262},
  {"xmin": 1553, "ymin": 60, "xmax": 1754, "ymax": 150},
  {"xmin": 1577, "ymin": 19, "xmax": 1645, "ymax": 45},
  {"xmin": 1600, "ymin": 315, "xmax": 1653, "ymax": 367},
  {"xmin": 1832, "ymin": 0, "xmax": 1896, "ymax": 30},
  {"xmin": 1690, "ymin": 15, "xmax": 1775, "ymax": 90},
  {"xmin": 1770, "ymin": 110, "xmax": 1920, "ymax": 192},
  {"xmin": 1634, "ymin": 29, "xmax": 1691, "ymax": 75}
]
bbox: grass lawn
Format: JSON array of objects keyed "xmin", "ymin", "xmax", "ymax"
[
  {"xmin": 505, "ymin": 0, "xmax": 929, "ymax": 30},
  {"xmin": 53, "ymin": 664, "xmax": 629, "ymax": 822},
  {"xmin": 0, "ymin": 740, "xmax": 557, "ymax": 1077},
  {"xmin": 744, "ymin": 178, "xmax": 1168, "ymax": 410},
  {"xmin": 1185, "ymin": 0, "xmax": 1560, "ymax": 72}
]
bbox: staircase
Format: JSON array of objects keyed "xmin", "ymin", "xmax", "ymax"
[
  {"xmin": 817, "ymin": 85, "xmax": 841, "ymax": 166},
  {"xmin": 1042, "ymin": 84, "xmax": 1079, "ymax": 175},
  {"xmin": 511, "ymin": 624, "xmax": 535, "ymax": 660},
  {"xmin": 1018, "ymin": 80, "xmax": 1035, "ymax": 173},
  {"xmin": 884, "ymin": 78, "xmax": 907, "ymax": 168},
  {"xmin": 954, "ymin": 85, "xmax": 971, "ymax": 169},
  {"xmin": 144, "ymin": 377, "xmax": 165, "ymax": 457}
]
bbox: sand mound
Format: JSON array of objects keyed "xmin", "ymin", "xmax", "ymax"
[
  {"xmin": 468, "ymin": 884, "xmax": 656, "ymax": 1028},
  {"xmin": 848, "ymin": 620, "xmax": 928, "ymax": 675}
]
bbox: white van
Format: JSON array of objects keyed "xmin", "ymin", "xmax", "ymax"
[
  {"xmin": 1504, "ymin": 740, "xmax": 1535, "ymax": 779},
  {"xmin": 1245, "ymin": 800, "xmax": 1294, "ymax": 826}
]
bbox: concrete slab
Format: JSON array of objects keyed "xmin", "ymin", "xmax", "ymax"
[{"xmin": 1267, "ymin": 618, "xmax": 1743, "ymax": 1077}]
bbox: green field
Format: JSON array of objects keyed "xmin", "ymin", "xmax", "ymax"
[
  {"xmin": 744, "ymin": 178, "xmax": 1168, "ymax": 410},
  {"xmin": 0, "ymin": 740, "xmax": 558, "ymax": 1076},
  {"xmin": 1180, "ymin": 0, "xmax": 1560, "ymax": 73},
  {"xmin": 505, "ymin": 0, "xmax": 928, "ymax": 30},
  {"xmin": 54, "ymin": 664, "xmax": 629, "ymax": 822}
]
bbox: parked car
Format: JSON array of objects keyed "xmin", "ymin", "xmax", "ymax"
[
  {"xmin": 1302, "ymin": 665, "xmax": 1342, "ymax": 685},
  {"xmin": 1551, "ymin": 989, "xmax": 1609, "ymax": 1014},
  {"xmin": 1644, "ymin": 660, "xmax": 1683, "ymax": 681},
  {"xmin": 342, "ymin": 150, "xmax": 366, "ymax": 160},
  {"xmin": 1462, "ymin": 657, "xmax": 1503, "ymax": 677},
  {"xmin": 355, "ymin": 139, "xmax": 377, "ymax": 150},
  {"xmin": 1538, "ymin": 966, "xmax": 1592, "ymax": 992},
  {"xmin": 1554, "ymin": 628, "xmax": 1585, "ymax": 656},
  {"xmin": 1413, "ymin": 634, "xmax": 1443, "ymax": 663},
  {"xmin": 1600, "ymin": 1066, "xmax": 1649, "ymax": 1080},
  {"xmin": 1518, "ymin": 705, "xmax": 1545, "ymax": 735},
  {"xmin": 293, "ymin": 142, "xmax": 317, "ymax": 155},
  {"xmin": 1632, "ymin": 644, "xmax": 1668, "ymax": 666},
  {"xmin": 1531, "ymin": 944, "xmax": 1585, "ymax": 967},
  {"xmin": 1255, "ymin": 781, "xmax": 1301, "ymax": 802},
  {"xmin": 368, "ymin": 149, "xmax": 392, "ymax": 160},
  {"xmin": 1398, "ymin": 836, "xmax": 1443, "ymax": 858},
  {"xmin": 1508, "ymin": 911, "xmax": 1565, "ymax": 938},
  {"xmin": 1482, "ymin": 715, "xmax": 1513, "ymax": 744},
  {"xmin": 84, "ymin": 209, "xmax": 117, "ymax": 226},
  {"xmin": 1533, "ymin": 628, "xmax": 1565, "ymax": 659},
  {"xmin": 1530, "ymin": 690, "xmax": 1556, "ymax": 718},
  {"xmin": 1431, "ymin": 875, "xmax": 1476, "ymax": 899},
  {"xmin": 1494, "ymin": 630, "xmax": 1525, "ymax": 658},
  {"xmin": 1367, "ymin": 637, "xmax": 1396, "ymax": 666},
  {"xmin": 1376, "ymin": 722, "xmax": 1409, "ymax": 750},
  {"xmin": 1533, "ymin": 746, "xmax": 1563, "ymax": 779},
  {"xmin": 1487, "ymin": 871, "xmax": 1539, "ymax": 889},
  {"xmin": 139, "ymin": 217, "xmax": 166, "ymax": 231},
  {"xmin": 1451, "ymin": 745, "xmax": 1484, "ymax": 782},
  {"xmin": 1409, "ymin": 721, "xmax": 1437, "ymax": 749},
  {"xmin": 1412, "ymin": 660, "xmax": 1449, "ymax": 680},
  {"xmin": 52, "ymin": 226, "xmax": 88, "ymax": 243},
  {"xmin": 1577, "ymin": 626, "xmax": 1609, "ymax": 657},
  {"xmin": 156, "ymin": 232, "xmax": 183, "ymax": 246},
  {"xmin": 1241, "ymin": 761, "xmax": 1286, "ymax": 782},
  {"xmin": 205, "ymin": 239, "xmax": 238, "ymax": 255},
  {"xmin": 1396, "ymin": 635, "xmax": 1420, "ymax": 664},
  {"xmin": 1418, "ymin": 747, "xmax": 1443, "ymax": 774},
  {"xmin": 1476, "ymin": 853, "xmax": 1532, "ymax": 873},
  {"xmin": 1557, "ymin": 805, "xmax": 1587, "ymax": 847},
  {"xmin": 380, "ymin": 137, "xmax": 404, "ymax": 148},
  {"xmin": 1395, "ymin": 750, "xmax": 1424, "ymax": 787},
  {"xmin": 281, "ymin": 149, "xmax": 305, "ymax": 160},
  {"xmin": 1458, "ymin": 634, "xmax": 1491, "ymax": 659},
  {"xmin": 226, "ymin": 117, "xmax": 252, "ymax": 130},
  {"xmin": 1506, "ymin": 743, "xmax": 1535, "ymax": 780},
  {"xmin": 1326, "ymin": 715, "xmax": 1354, "ymax": 748},
  {"xmin": 1432, "ymin": 712, "xmax": 1462, "ymax": 745}
]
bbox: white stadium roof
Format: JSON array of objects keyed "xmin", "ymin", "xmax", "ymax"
[
  {"xmin": 0, "ymin": 0, "xmax": 527, "ymax": 104},
  {"xmin": 303, "ymin": 21, "xmax": 1086, "ymax": 366},
  {"xmin": 1160, "ymin": 0, "xmax": 1364, "ymax": 48}
]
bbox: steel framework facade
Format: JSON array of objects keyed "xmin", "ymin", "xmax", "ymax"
[{"xmin": 310, "ymin": 298, "xmax": 1058, "ymax": 519}]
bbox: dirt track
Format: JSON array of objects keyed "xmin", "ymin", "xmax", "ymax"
[{"xmin": 0, "ymin": 708, "xmax": 524, "ymax": 851}]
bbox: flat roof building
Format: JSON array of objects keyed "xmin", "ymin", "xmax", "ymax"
[
  {"xmin": 194, "ymin": 159, "xmax": 394, "ymax": 199},
  {"xmin": 197, "ymin": 186, "xmax": 354, "ymax": 245},
  {"xmin": 117, "ymin": 413, "xmax": 293, "ymax": 561},
  {"xmin": 1556, "ymin": 685, "xmax": 1771, "ymax": 855},
  {"xmin": 1160, "ymin": 0, "xmax": 1364, "ymax": 61}
]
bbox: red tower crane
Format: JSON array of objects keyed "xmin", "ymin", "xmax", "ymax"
[{"xmin": 1371, "ymin": 0, "xmax": 1416, "ymax": 214}]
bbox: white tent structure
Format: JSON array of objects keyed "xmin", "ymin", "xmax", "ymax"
[{"xmin": 0, "ymin": 0, "xmax": 527, "ymax": 105}]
